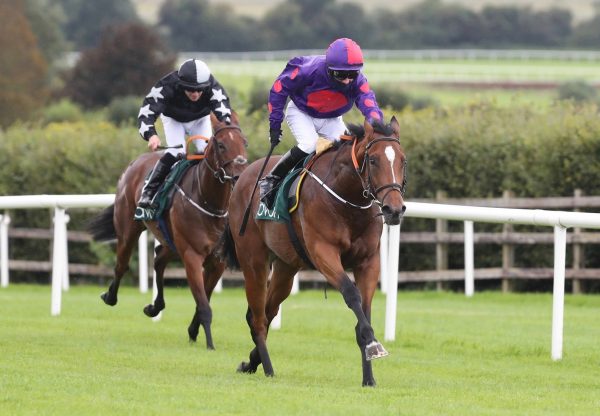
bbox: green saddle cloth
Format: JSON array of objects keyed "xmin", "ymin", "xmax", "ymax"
[
  {"xmin": 255, "ymin": 165, "xmax": 304, "ymax": 223},
  {"xmin": 134, "ymin": 159, "xmax": 198, "ymax": 221}
]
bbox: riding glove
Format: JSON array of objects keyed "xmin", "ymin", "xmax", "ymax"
[{"xmin": 269, "ymin": 129, "xmax": 282, "ymax": 146}]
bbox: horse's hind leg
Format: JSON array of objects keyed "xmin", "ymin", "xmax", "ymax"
[
  {"xmin": 101, "ymin": 223, "xmax": 144, "ymax": 306},
  {"xmin": 143, "ymin": 244, "xmax": 173, "ymax": 317},
  {"xmin": 188, "ymin": 253, "xmax": 225, "ymax": 348},
  {"xmin": 237, "ymin": 256, "xmax": 273, "ymax": 376},
  {"xmin": 265, "ymin": 259, "xmax": 298, "ymax": 325},
  {"xmin": 237, "ymin": 260, "xmax": 298, "ymax": 374}
]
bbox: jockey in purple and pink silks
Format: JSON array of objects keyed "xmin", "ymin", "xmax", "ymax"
[{"xmin": 259, "ymin": 37, "xmax": 385, "ymax": 206}]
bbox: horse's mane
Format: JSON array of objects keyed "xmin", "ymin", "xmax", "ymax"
[{"xmin": 346, "ymin": 120, "xmax": 394, "ymax": 139}]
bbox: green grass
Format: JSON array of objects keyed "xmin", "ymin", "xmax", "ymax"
[{"xmin": 1, "ymin": 285, "xmax": 599, "ymax": 415}]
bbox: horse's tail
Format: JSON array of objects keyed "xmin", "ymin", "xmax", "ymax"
[
  {"xmin": 87, "ymin": 204, "xmax": 117, "ymax": 242},
  {"xmin": 216, "ymin": 221, "xmax": 240, "ymax": 269}
]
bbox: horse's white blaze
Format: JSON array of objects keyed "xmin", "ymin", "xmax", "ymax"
[{"xmin": 384, "ymin": 146, "xmax": 397, "ymax": 183}]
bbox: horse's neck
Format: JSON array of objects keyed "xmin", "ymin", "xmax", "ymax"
[
  {"xmin": 192, "ymin": 161, "xmax": 230, "ymax": 209},
  {"xmin": 314, "ymin": 149, "xmax": 367, "ymax": 204}
]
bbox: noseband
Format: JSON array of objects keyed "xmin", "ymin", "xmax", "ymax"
[{"xmin": 356, "ymin": 136, "xmax": 407, "ymax": 207}]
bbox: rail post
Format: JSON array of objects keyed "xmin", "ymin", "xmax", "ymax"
[{"xmin": 0, "ymin": 212, "xmax": 10, "ymax": 288}]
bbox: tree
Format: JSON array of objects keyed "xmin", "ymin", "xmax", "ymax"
[
  {"xmin": 0, "ymin": 0, "xmax": 48, "ymax": 127},
  {"xmin": 159, "ymin": 0, "xmax": 261, "ymax": 51},
  {"xmin": 24, "ymin": 0, "xmax": 67, "ymax": 64},
  {"xmin": 62, "ymin": 23, "xmax": 175, "ymax": 108},
  {"xmin": 56, "ymin": 0, "xmax": 139, "ymax": 49}
]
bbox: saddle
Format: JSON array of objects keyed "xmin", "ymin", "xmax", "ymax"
[
  {"xmin": 255, "ymin": 138, "xmax": 335, "ymax": 223},
  {"xmin": 134, "ymin": 159, "xmax": 199, "ymax": 221}
]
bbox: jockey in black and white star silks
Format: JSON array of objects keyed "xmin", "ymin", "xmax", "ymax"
[
  {"xmin": 138, "ymin": 58, "xmax": 233, "ymax": 157},
  {"xmin": 135, "ymin": 59, "xmax": 235, "ymax": 210}
]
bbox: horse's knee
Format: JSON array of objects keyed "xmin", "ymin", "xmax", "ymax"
[{"xmin": 340, "ymin": 277, "xmax": 362, "ymax": 308}]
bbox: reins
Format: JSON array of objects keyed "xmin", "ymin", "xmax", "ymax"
[
  {"xmin": 178, "ymin": 125, "xmax": 248, "ymax": 218},
  {"xmin": 305, "ymin": 133, "xmax": 406, "ymax": 210}
]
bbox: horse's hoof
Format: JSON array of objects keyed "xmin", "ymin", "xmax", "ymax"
[
  {"xmin": 188, "ymin": 328, "xmax": 199, "ymax": 343},
  {"xmin": 143, "ymin": 304, "xmax": 159, "ymax": 317},
  {"xmin": 362, "ymin": 379, "xmax": 377, "ymax": 387},
  {"xmin": 100, "ymin": 292, "xmax": 117, "ymax": 306},
  {"xmin": 236, "ymin": 361, "xmax": 256, "ymax": 374},
  {"xmin": 206, "ymin": 343, "xmax": 215, "ymax": 351},
  {"xmin": 365, "ymin": 341, "xmax": 389, "ymax": 361}
]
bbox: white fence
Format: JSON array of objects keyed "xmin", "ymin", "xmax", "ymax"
[{"xmin": 2, "ymin": 194, "xmax": 600, "ymax": 361}]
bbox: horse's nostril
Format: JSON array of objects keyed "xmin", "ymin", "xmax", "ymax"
[{"xmin": 401, "ymin": 205, "xmax": 407, "ymax": 214}]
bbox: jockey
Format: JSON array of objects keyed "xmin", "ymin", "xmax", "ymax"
[
  {"xmin": 137, "ymin": 58, "xmax": 233, "ymax": 209},
  {"xmin": 259, "ymin": 37, "xmax": 384, "ymax": 206}
]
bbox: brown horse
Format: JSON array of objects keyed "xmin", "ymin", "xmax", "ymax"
[
  {"xmin": 88, "ymin": 113, "xmax": 248, "ymax": 349},
  {"xmin": 219, "ymin": 116, "xmax": 406, "ymax": 386}
]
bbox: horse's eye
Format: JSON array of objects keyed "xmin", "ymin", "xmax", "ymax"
[
  {"xmin": 218, "ymin": 142, "xmax": 226, "ymax": 152},
  {"xmin": 369, "ymin": 157, "xmax": 377, "ymax": 166}
]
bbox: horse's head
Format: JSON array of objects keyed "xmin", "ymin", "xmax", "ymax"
[
  {"xmin": 352, "ymin": 116, "xmax": 407, "ymax": 225},
  {"xmin": 205, "ymin": 112, "xmax": 249, "ymax": 184}
]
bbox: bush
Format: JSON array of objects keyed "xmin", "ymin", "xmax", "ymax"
[
  {"xmin": 372, "ymin": 84, "xmax": 411, "ymax": 111},
  {"xmin": 246, "ymin": 79, "xmax": 269, "ymax": 115},
  {"xmin": 106, "ymin": 95, "xmax": 141, "ymax": 126},
  {"xmin": 39, "ymin": 99, "xmax": 84, "ymax": 124},
  {"xmin": 557, "ymin": 80, "xmax": 598, "ymax": 102}
]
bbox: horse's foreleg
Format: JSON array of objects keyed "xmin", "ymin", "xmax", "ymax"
[
  {"xmin": 188, "ymin": 253, "xmax": 225, "ymax": 349},
  {"xmin": 184, "ymin": 251, "xmax": 214, "ymax": 349},
  {"xmin": 340, "ymin": 276, "xmax": 387, "ymax": 360},
  {"xmin": 203, "ymin": 253, "xmax": 226, "ymax": 301},
  {"xmin": 143, "ymin": 244, "xmax": 171, "ymax": 317},
  {"xmin": 188, "ymin": 303, "xmax": 213, "ymax": 349},
  {"xmin": 353, "ymin": 260, "xmax": 388, "ymax": 387}
]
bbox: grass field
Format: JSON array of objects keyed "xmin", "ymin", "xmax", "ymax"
[
  {"xmin": 206, "ymin": 57, "xmax": 600, "ymax": 109},
  {"xmin": 1, "ymin": 285, "xmax": 599, "ymax": 415}
]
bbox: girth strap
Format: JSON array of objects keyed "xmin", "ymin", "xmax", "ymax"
[{"xmin": 285, "ymin": 220, "xmax": 315, "ymax": 269}]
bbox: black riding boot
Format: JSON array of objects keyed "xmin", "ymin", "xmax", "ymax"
[
  {"xmin": 259, "ymin": 146, "xmax": 309, "ymax": 207},
  {"xmin": 138, "ymin": 153, "xmax": 177, "ymax": 208}
]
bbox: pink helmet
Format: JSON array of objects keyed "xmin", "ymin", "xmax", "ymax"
[{"xmin": 325, "ymin": 38, "xmax": 364, "ymax": 71}]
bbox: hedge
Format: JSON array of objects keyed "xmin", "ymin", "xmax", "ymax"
[{"xmin": 2, "ymin": 101, "xmax": 600, "ymax": 285}]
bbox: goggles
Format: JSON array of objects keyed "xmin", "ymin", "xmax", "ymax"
[
  {"xmin": 330, "ymin": 69, "xmax": 359, "ymax": 81},
  {"xmin": 184, "ymin": 87, "xmax": 206, "ymax": 93}
]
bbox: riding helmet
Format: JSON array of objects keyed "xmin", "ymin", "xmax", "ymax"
[
  {"xmin": 177, "ymin": 59, "xmax": 212, "ymax": 90},
  {"xmin": 325, "ymin": 38, "xmax": 364, "ymax": 71}
]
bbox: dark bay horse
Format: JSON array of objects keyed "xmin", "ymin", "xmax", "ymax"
[
  {"xmin": 88, "ymin": 113, "xmax": 248, "ymax": 349},
  {"xmin": 220, "ymin": 117, "xmax": 406, "ymax": 386}
]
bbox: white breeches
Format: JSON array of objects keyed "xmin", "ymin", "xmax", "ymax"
[
  {"xmin": 160, "ymin": 114, "xmax": 212, "ymax": 156},
  {"xmin": 285, "ymin": 101, "xmax": 347, "ymax": 154}
]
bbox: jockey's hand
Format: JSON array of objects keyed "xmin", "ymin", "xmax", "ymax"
[
  {"xmin": 147, "ymin": 135, "xmax": 161, "ymax": 151},
  {"xmin": 269, "ymin": 128, "xmax": 282, "ymax": 146}
]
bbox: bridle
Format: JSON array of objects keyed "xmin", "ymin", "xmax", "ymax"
[
  {"xmin": 177, "ymin": 124, "xmax": 248, "ymax": 218},
  {"xmin": 304, "ymin": 134, "xmax": 407, "ymax": 210},
  {"xmin": 357, "ymin": 136, "xmax": 407, "ymax": 208},
  {"xmin": 188, "ymin": 125, "xmax": 248, "ymax": 184}
]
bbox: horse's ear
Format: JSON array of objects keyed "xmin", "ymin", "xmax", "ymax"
[
  {"xmin": 210, "ymin": 112, "xmax": 219, "ymax": 127},
  {"xmin": 390, "ymin": 116, "xmax": 400, "ymax": 137},
  {"xmin": 230, "ymin": 110, "xmax": 239, "ymax": 125},
  {"xmin": 363, "ymin": 118, "xmax": 374, "ymax": 141}
]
